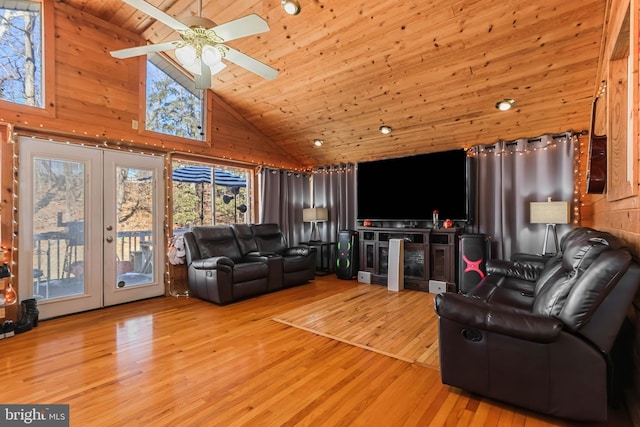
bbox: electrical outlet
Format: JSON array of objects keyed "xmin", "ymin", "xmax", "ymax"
[{"xmin": 131, "ymin": 119, "xmax": 139, "ymax": 130}]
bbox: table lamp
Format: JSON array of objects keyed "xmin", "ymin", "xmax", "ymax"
[
  {"xmin": 303, "ymin": 207, "xmax": 328, "ymax": 242},
  {"xmin": 530, "ymin": 198, "xmax": 570, "ymax": 255}
]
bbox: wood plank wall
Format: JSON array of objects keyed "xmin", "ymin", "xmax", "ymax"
[
  {"xmin": 580, "ymin": 0, "xmax": 640, "ymax": 422},
  {"xmin": 0, "ymin": 1, "xmax": 305, "ymax": 319},
  {"xmin": 0, "ymin": 2, "xmax": 302, "ymax": 171},
  {"xmin": 581, "ymin": 0, "xmax": 640, "ymax": 256}
]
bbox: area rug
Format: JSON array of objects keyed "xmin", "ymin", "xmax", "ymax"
[{"xmin": 273, "ymin": 284, "xmax": 440, "ymax": 370}]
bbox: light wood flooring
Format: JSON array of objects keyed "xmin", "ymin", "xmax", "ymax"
[
  {"xmin": 1, "ymin": 275, "xmax": 633, "ymax": 426},
  {"xmin": 273, "ymin": 284, "xmax": 440, "ymax": 369}
]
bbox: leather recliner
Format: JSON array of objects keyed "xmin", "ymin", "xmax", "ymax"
[
  {"xmin": 434, "ymin": 227, "xmax": 640, "ymax": 421},
  {"xmin": 231, "ymin": 223, "xmax": 285, "ymax": 292},
  {"xmin": 251, "ymin": 223, "xmax": 317, "ymax": 288},
  {"xmin": 183, "ymin": 223, "xmax": 317, "ymax": 305},
  {"xmin": 183, "ymin": 225, "xmax": 270, "ymax": 305}
]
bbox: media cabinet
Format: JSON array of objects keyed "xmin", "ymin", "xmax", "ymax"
[{"xmin": 358, "ymin": 226, "xmax": 462, "ymax": 292}]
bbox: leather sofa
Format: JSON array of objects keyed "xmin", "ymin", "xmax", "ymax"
[
  {"xmin": 183, "ymin": 224, "xmax": 316, "ymax": 305},
  {"xmin": 434, "ymin": 227, "xmax": 640, "ymax": 421}
]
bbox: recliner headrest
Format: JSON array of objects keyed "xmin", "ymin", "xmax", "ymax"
[{"xmin": 561, "ymin": 237, "xmax": 611, "ymax": 273}]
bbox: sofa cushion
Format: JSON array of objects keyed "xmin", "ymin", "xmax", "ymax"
[
  {"xmin": 232, "ymin": 261, "xmax": 269, "ymax": 283},
  {"xmin": 232, "ymin": 223, "xmax": 258, "ymax": 256},
  {"xmin": 192, "ymin": 226, "xmax": 243, "ymax": 261},
  {"xmin": 252, "ymin": 223, "xmax": 288, "ymax": 254},
  {"xmin": 558, "ymin": 249, "xmax": 631, "ymax": 330},
  {"xmin": 533, "ymin": 235, "xmax": 620, "ymax": 318}
]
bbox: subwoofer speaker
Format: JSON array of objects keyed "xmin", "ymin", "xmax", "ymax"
[
  {"xmin": 458, "ymin": 233, "xmax": 490, "ymax": 294},
  {"xmin": 336, "ymin": 230, "xmax": 359, "ymax": 279}
]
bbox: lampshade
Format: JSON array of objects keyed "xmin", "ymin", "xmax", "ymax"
[
  {"xmin": 530, "ymin": 200, "xmax": 570, "ymax": 224},
  {"xmin": 303, "ymin": 207, "xmax": 328, "ymax": 222}
]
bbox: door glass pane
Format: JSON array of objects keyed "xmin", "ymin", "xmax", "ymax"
[
  {"xmin": 115, "ymin": 167, "xmax": 154, "ymax": 288},
  {"xmin": 32, "ymin": 158, "xmax": 85, "ymax": 301}
]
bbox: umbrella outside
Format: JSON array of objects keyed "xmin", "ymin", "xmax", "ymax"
[
  {"xmin": 172, "ymin": 166, "xmax": 247, "ymax": 187},
  {"xmin": 172, "ymin": 166, "xmax": 247, "ymax": 224}
]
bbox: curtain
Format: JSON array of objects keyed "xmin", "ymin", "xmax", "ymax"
[
  {"xmin": 258, "ymin": 167, "xmax": 310, "ymax": 245},
  {"xmin": 311, "ymin": 164, "xmax": 357, "ymax": 243},
  {"xmin": 469, "ymin": 132, "xmax": 578, "ymax": 260}
]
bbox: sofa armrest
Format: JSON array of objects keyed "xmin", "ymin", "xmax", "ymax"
[
  {"xmin": 190, "ymin": 256, "xmax": 234, "ymax": 272},
  {"xmin": 434, "ymin": 292, "xmax": 563, "ymax": 343},
  {"xmin": 486, "ymin": 259, "xmax": 545, "ymax": 281},
  {"xmin": 284, "ymin": 246, "xmax": 316, "ymax": 257}
]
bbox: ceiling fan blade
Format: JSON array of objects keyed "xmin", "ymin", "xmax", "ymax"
[
  {"xmin": 195, "ymin": 62, "xmax": 212, "ymax": 90},
  {"xmin": 110, "ymin": 41, "xmax": 179, "ymax": 59},
  {"xmin": 224, "ymin": 47, "xmax": 278, "ymax": 80},
  {"xmin": 212, "ymin": 14, "xmax": 270, "ymax": 42},
  {"xmin": 122, "ymin": 0, "xmax": 189, "ymax": 32}
]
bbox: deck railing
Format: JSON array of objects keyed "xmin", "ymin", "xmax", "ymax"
[{"xmin": 33, "ymin": 229, "xmax": 153, "ymax": 283}]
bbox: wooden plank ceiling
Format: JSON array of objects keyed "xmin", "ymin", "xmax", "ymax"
[{"xmin": 63, "ymin": 0, "xmax": 606, "ymax": 168}]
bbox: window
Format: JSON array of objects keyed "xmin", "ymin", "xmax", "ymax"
[
  {"xmin": 0, "ymin": 0, "xmax": 43, "ymax": 108},
  {"xmin": 146, "ymin": 53, "xmax": 205, "ymax": 141},
  {"xmin": 172, "ymin": 160, "xmax": 251, "ymax": 232}
]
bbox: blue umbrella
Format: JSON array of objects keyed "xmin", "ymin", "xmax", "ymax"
[
  {"xmin": 172, "ymin": 166, "xmax": 246, "ymax": 187},
  {"xmin": 172, "ymin": 166, "xmax": 247, "ymax": 224}
]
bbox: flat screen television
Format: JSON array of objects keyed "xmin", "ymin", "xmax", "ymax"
[{"xmin": 356, "ymin": 149, "xmax": 473, "ymax": 223}]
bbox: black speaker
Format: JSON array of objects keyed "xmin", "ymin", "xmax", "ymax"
[
  {"xmin": 458, "ymin": 233, "xmax": 490, "ymax": 294},
  {"xmin": 336, "ymin": 230, "xmax": 359, "ymax": 279}
]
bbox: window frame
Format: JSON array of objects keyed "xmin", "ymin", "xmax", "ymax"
[
  {"xmin": 168, "ymin": 155, "xmax": 257, "ymax": 231},
  {"xmin": 0, "ymin": 0, "xmax": 55, "ymax": 118}
]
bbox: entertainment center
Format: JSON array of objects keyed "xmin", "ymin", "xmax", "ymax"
[
  {"xmin": 358, "ymin": 226, "xmax": 462, "ymax": 292},
  {"xmin": 355, "ymin": 148, "xmax": 473, "ymax": 292}
]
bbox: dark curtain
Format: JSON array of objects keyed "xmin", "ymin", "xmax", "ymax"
[
  {"xmin": 258, "ymin": 167, "xmax": 310, "ymax": 245},
  {"xmin": 310, "ymin": 164, "xmax": 357, "ymax": 243},
  {"xmin": 469, "ymin": 132, "xmax": 578, "ymax": 260}
]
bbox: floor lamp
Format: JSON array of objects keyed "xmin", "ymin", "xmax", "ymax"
[
  {"xmin": 530, "ymin": 198, "xmax": 571, "ymax": 255},
  {"xmin": 303, "ymin": 208, "xmax": 328, "ymax": 242}
]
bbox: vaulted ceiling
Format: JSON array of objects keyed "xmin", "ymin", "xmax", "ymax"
[{"xmin": 63, "ymin": 0, "xmax": 606, "ymax": 168}]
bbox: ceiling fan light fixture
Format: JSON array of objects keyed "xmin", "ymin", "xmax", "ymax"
[
  {"xmin": 282, "ymin": 0, "xmax": 301, "ymax": 15},
  {"xmin": 175, "ymin": 44, "xmax": 198, "ymax": 67},
  {"xmin": 201, "ymin": 45, "xmax": 222, "ymax": 66},
  {"xmin": 183, "ymin": 60, "xmax": 203, "ymax": 75},
  {"xmin": 210, "ymin": 61, "xmax": 227, "ymax": 75},
  {"xmin": 379, "ymin": 125, "xmax": 392, "ymax": 134},
  {"xmin": 496, "ymin": 98, "xmax": 515, "ymax": 111}
]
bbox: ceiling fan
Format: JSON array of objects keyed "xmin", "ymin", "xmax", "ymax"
[{"xmin": 110, "ymin": 0, "xmax": 278, "ymax": 89}]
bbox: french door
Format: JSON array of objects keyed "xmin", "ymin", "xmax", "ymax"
[{"xmin": 18, "ymin": 137, "xmax": 165, "ymax": 320}]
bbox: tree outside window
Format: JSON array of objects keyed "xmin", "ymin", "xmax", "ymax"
[
  {"xmin": 0, "ymin": 0, "xmax": 43, "ymax": 108},
  {"xmin": 146, "ymin": 54, "xmax": 205, "ymax": 141}
]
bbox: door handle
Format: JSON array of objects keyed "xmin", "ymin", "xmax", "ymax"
[{"xmin": 105, "ymin": 236, "xmax": 113, "ymax": 243}]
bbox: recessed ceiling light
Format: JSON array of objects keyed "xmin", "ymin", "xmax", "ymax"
[
  {"xmin": 495, "ymin": 98, "xmax": 515, "ymax": 111},
  {"xmin": 281, "ymin": 0, "xmax": 301, "ymax": 15},
  {"xmin": 379, "ymin": 125, "xmax": 392, "ymax": 134},
  {"xmin": 313, "ymin": 139, "xmax": 324, "ymax": 146}
]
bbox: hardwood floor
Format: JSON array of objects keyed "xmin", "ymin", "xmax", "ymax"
[
  {"xmin": 273, "ymin": 284, "xmax": 441, "ymax": 368},
  {"xmin": 1, "ymin": 275, "xmax": 632, "ymax": 426}
]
